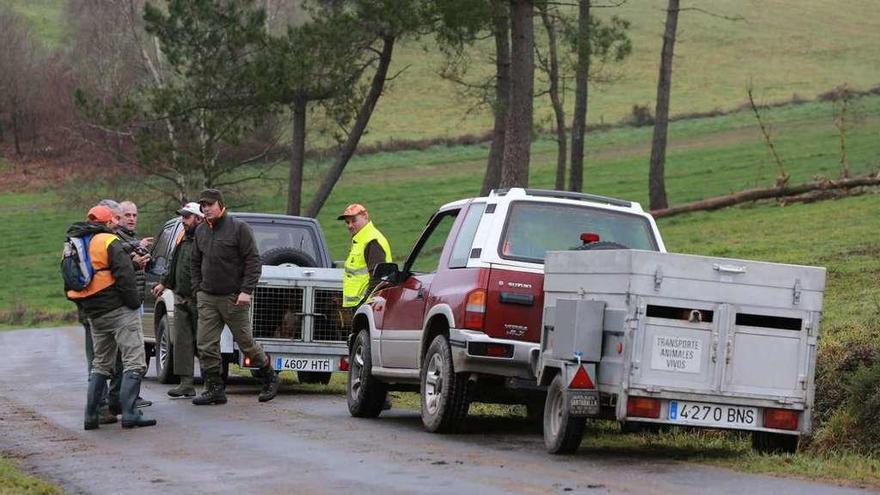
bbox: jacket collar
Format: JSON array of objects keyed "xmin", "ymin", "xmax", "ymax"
[{"xmin": 207, "ymin": 208, "xmax": 227, "ymax": 229}]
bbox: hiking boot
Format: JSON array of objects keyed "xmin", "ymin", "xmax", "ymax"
[
  {"xmin": 167, "ymin": 376, "xmax": 196, "ymax": 398},
  {"xmin": 192, "ymin": 374, "xmax": 227, "ymax": 406},
  {"xmin": 85, "ymin": 373, "xmax": 108, "ymax": 430},
  {"xmin": 135, "ymin": 396, "xmax": 153, "ymax": 408},
  {"xmin": 257, "ymin": 364, "xmax": 279, "ymax": 403},
  {"xmin": 98, "ymin": 404, "xmax": 118, "ymax": 424},
  {"xmin": 120, "ymin": 371, "xmax": 157, "ymax": 429}
]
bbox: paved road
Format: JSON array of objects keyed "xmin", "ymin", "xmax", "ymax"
[{"xmin": 0, "ymin": 327, "xmax": 873, "ymax": 495}]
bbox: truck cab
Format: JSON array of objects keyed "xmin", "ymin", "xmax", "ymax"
[{"xmin": 346, "ymin": 188, "xmax": 664, "ymax": 429}]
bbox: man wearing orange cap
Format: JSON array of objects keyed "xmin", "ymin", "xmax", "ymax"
[
  {"xmin": 66, "ymin": 205, "xmax": 156, "ymax": 430},
  {"xmin": 338, "ymin": 203, "xmax": 392, "ymax": 313}
]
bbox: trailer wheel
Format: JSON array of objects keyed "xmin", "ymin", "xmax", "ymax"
[
  {"xmin": 544, "ymin": 373, "xmax": 586, "ymax": 454},
  {"xmin": 752, "ymin": 431, "xmax": 798, "ymax": 454},
  {"xmin": 420, "ymin": 335, "xmax": 469, "ymax": 433},
  {"xmin": 347, "ymin": 329, "xmax": 387, "ymax": 417},
  {"xmin": 299, "ymin": 371, "xmax": 332, "ymax": 385}
]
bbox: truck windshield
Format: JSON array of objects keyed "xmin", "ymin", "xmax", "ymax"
[{"xmin": 499, "ymin": 201, "xmax": 658, "ymax": 262}]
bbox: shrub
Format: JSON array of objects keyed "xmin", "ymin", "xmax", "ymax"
[
  {"xmin": 844, "ymin": 362, "xmax": 880, "ymax": 454},
  {"xmin": 812, "ymin": 337, "xmax": 879, "ymax": 428}
]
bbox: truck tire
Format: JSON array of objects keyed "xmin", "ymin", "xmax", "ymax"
[
  {"xmin": 347, "ymin": 329, "xmax": 387, "ymax": 417},
  {"xmin": 260, "ymin": 247, "xmax": 318, "ymax": 267},
  {"xmin": 420, "ymin": 335, "xmax": 469, "ymax": 433},
  {"xmin": 155, "ymin": 314, "xmax": 176, "ymax": 384},
  {"xmin": 299, "ymin": 371, "xmax": 332, "ymax": 385},
  {"xmin": 544, "ymin": 373, "xmax": 586, "ymax": 454},
  {"xmin": 752, "ymin": 431, "xmax": 798, "ymax": 454}
]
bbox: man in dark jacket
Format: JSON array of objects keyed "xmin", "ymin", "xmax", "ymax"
[
  {"xmin": 191, "ymin": 189, "xmax": 279, "ymax": 405},
  {"xmin": 67, "ymin": 205, "xmax": 156, "ymax": 430},
  {"xmin": 152, "ymin": 202, "xmax": 204, "ymax": 398}
]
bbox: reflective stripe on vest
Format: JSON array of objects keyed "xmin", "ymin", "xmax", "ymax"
[
  {"xmin": 342, "ymin": 221, "xmax": 391, "ymax": 308},
  {"xmin": 66, "ymin": 233, "xmax": 118, "ymax": 300}
]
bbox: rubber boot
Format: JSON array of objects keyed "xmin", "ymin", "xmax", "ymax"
[
  {"xmin": 107, "ymin": 367, "xmax": 122, "ymax": 415},
  {"xmin": 257, "ymin": 364, "xmax": 279, "ymax": 403},
  {"xmin": 192, "ymin": 373, "xmax": 227, "ymax": 405},
  {"xmin": 98, "ymin": 404, "xmax": 118, "ymax": 424},
  {"xmin": 120, "ymin": 371, "xmax": 157, "ymax": 428},
  {"xmin": 167, "ymin": 376, "xmax": 196, "ymax": 398},
  {"xmin": 84, "ymin": 373, "xmax": 108, "ymax": 430}
]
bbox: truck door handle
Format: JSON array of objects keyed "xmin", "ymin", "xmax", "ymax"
[{"xmin": 416, "ymin": 288, "xmax": 425, "ymax": 299}]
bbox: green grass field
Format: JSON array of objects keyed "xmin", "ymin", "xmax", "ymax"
[{"xmin": 3, "ymin": 0, "xmax": 880, "ymax": 142}]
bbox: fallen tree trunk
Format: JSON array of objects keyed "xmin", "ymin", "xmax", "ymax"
[{"xmin": 650, "ymin": 172, "xmax": 880, "ymax": 219}]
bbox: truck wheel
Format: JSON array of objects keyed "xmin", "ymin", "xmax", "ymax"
[
  {"xmin": 298, "ymin": 371, "xmax": 332, "ymax": 385},
  {"xmin": 420, "ymin": 335, "xmax": 469, "ymax": 433},
  {"xmin": 752, "ymin": 431, "xmax": 798, "ymax": 454},
  {"xmin": 155, "ymin": 314, "xmax": 176, "ymax": 384},
  {"xmin": 347, "ymin": 329, "xmax": 387, "ymax": 417},
  {"xmin": 544, "ymin": 373, "xmax": 586, "ymax": 454}
]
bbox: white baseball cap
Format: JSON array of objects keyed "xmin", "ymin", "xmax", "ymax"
[{"xmin": 177, "ymin": 202, "xmax": 205, "ymax": 218}]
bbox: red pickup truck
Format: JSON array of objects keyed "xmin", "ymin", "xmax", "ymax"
[{"xmin": 346, "ymin": 188, "xmax": 664, "ymax": 432}]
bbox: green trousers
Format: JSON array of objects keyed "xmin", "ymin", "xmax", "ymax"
[
  {"xmin": 196, "ymin": 292, "xmax": 268, "ymax": 377},
  {"xmin": 172, "ymin": 296, "xmax": 199, "ymax": 378}
]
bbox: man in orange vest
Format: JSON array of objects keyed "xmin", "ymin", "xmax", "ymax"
[{"xmin": 67, "ymin": 205, "xmax": 157, "ymax": 430}]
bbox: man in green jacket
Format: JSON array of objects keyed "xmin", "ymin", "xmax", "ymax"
[
  {"xmin": 152, "ymin": 202, "xmax": 204, "ymax": 398},
  {"xmin": 190, "ymin": 189, "xmax": 279, "ymax": 405}
]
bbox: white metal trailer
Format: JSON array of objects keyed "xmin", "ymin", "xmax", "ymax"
[{"xmin": 538, "ymin": 249, "xmax": 826, "ymax": 454}]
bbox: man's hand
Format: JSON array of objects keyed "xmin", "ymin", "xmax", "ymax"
[
  {"xmin": 139, "ymin": 237, "xmax": 154, "ymax": 249},
  {"xmin": 132, "ymin": 253, "xmax": 150, "ymax": 269},
  {"xmin": 152, "ymin": 283, "xmax": 165, "ymax": 298},
  {"xmin": 235, "ymin": 292, "xmax": 251, "ymax": 306}
]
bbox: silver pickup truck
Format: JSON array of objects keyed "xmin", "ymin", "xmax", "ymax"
[{"xmin": 141, "ymin": 212, "xmax": 347, "ymax": 384}]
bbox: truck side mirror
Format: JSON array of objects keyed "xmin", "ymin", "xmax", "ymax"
[{"xmin": 373, "ymin": 262, "xmax": 400, "ymax": 283}]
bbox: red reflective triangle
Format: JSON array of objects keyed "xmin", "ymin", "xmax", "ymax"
[{"xmin": 569, "ymin": 365, "xmax": 595, "ymax": 389}]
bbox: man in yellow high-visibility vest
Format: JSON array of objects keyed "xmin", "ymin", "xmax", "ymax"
[{"xmin": 338, "ymin": 203, "xmax": 392, "ymax": 311}]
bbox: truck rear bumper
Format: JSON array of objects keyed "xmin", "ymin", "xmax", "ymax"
[{"xmin": 449, "ymin": 329, "xmax": 539, "ymax": 380}]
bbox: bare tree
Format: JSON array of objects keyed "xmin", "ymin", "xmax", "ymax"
[
  {"xmin": 537, "ymin": 3, "xmax": 567, "ymax": 191},
  {"xmin": 568, "ymin": 0, "xmax": 591, "ymax": 192},
  {"xmin": 499, "ymin": 0, "xmax": 535, "ymax": 188},
  {"xmin": 0, "ymin": 7, "xmax": 40, "ymax": 155},
  {"xmin": 482, "ymin": 0, "xmax": 511, "ymax": 195},
  {"xmin": 647, "ymin": 0, "xmax": 678, "ymax": 210}
]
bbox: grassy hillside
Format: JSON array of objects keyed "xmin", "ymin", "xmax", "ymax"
[
  {"xmin": 2, "ymin": 94, "xmax": 878, "ymax": 327},
  {"xmin": 4, "ymin": 0, "xmax": 880, "ymax": 142}
]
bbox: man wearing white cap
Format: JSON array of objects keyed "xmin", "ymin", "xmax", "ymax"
[{"xmin": 151, "ymin": 202, "xmax": 204, "ymax": 397}]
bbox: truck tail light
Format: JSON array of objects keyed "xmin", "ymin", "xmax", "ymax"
[
  {"xmin": 763, "ymin": 408, "xmax": 799, "ymax": 430},
  {"xmin": 626, "ymin": 397, "xmax": 661, "ymax": 418},
  {"xmin": 463, "ymin": 289, "xmax": 487, "ymax": 330},
  {"xmin": 339, "ymin": 356, "xmax": 350, "ymax": 372},
  {"xmin": 569, "ymin": 366, "xmax": 595, "ymax": 389},
  {"xmin": 243, "ymin": 356, "xmax": 253, "ymax": 367},
  {"xmin": 468, "ymin": 342, "xmax": 513, "ymax": 358}
]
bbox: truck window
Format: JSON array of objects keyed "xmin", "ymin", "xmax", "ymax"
[
  {"xmin": 448, "ymin": 203, "xmax": 486, "ymax": 268},
  {"xmin": 250, "ymin": 223, "xmax": 319, "ymax": 261},
  {"xmin": 406, "ymin": 210, "xmax": 459, "ymax": 274},
  {"xmin": 149, "ymin": 221, "xmax": 181, "ymax": 275},
  {"xmin": 499, "ymin": 201, "xmax": 658, "ymax": 262}
]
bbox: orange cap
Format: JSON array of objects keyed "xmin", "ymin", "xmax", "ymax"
[
  {"xmin": 337, "ymin": 203, "xmax": 368, "ymax": 220},
  {"xmin": 87, "ymin": 205, "xmax": 114, "ymax": 223}
]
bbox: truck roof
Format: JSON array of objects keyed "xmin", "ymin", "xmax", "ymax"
[{"xmin": 437, "ymin": 187, "xmax": 645, "ymax": 214}]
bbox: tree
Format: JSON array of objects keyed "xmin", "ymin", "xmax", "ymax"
[
  {"xmin": 303, "ymin": 0, "xmax": 431, "ymax": 217},
  {"xmin": 76, "ymin": 0, "xmax": 279, "ymax": 202},
  {"xmin": 499, "ymin": 0, "xmax": 535, "ymax": 188},
  {"xmin": 484, "ymin": 0, "xmax": 511, "ymax": 194},
  {"xmin": 536, "ymin": 2, "xmax": 566, "ymax": 190},
  {"xmin": 0, "ymin": 7, "xmax": 41, "ymax": 155},
  {"xmin": 648, "ymin": 0, "xmax": 679, "ymax": 210},
  {"xmin": 568, "ymin": 0, "xmax": 590, "ymax": 192}
]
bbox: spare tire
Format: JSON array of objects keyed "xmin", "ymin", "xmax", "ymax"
[
  {"xmin": 260, "ymin": 247, "xmax": 318, "ymax": 267},
  {"xmin": 574, "ymin": 241, "xmax": 629, "ymax": 251}
]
